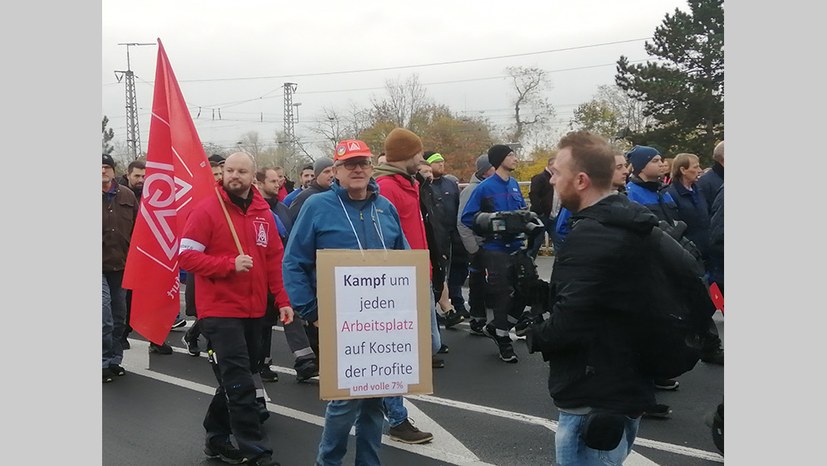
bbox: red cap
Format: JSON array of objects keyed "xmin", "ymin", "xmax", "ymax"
[{"xmin": 334, "ymin": 139, "xmax": 372, "ymax": 161}]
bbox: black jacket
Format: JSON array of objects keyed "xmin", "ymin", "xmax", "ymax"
[
  {"xmin": 528, "ymin": 194, "xmax": 657, "ymax": 415},
  {"xmin": 707, "ymin": 185, "xmax": 724, "ymax": 286},
  {"xmin": 665, "ymin": 182, "xmax": 710, "ymax": 261},
  {"xmin": 696, "ymin": 163, "xmax": 724, "ymax": 212},
  {"xmin": 416, "ymin": 173, "xmax": 449, "ymax": 268},
  {"xmin": 288, "ymin": 181, "xmax": 329, "ymax": 223},
  {"xmin": 529, "ymin": 169, "xmax": 554, "ymax": 217}
]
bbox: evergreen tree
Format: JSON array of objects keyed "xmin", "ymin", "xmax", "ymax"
[
  {"xmin": 615, "ymin": 0, "xmax": 723, "ymax": 163},
  {"xmin": 102, "ymin": 115, "xmax": 115, "ymax": 155}
]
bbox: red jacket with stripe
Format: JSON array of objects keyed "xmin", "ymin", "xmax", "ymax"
[{"xmin": 179, "ymin": 184, "xmax": 290, "ymax": 319}]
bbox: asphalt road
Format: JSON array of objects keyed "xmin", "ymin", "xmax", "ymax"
[{"xmin": 103, "ymin": 256, "xmax": 725, "ymax": 466}]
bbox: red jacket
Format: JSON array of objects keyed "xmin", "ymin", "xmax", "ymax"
[
  {"xmin": 179, "ymin": 184, "xmax": 290, "ymax": 319},
  {"xmin": 375, "ymin": 169, "xmax": 428, "ymax": 250}
]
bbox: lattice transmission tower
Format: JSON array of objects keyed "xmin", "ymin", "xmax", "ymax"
[{"xmin": 114, "ymin": 42, "xmax": 154, "ymax": 160}]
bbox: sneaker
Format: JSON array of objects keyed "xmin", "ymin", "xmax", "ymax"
[
  {"xmin": 442, "ymin": 309, "xmax": 464, "ymax": 329},
  {"xmin": 498, "ymin": 343, "xmax": 519, "ymax": 363},
  {"xmin": 182, "ymin": 334, "xmax": 200, "ymax": 357},
  {"xmin": 260, "ymin": 365, "xmax": 279, "ymax": 383},
  {"xmin": 248, "ymin": 455, "xmax": 280, "ymax": 466},
  {"xmin": 388, "ymin": 418, "xmax": 434, "ymax": 444},
  {"xmin": 204, "ymin": 436, "xmax": 246, "ymax": 464},
  {"xmin": 257, "ymin": 397, "xmax": 270, "ymax": 423},
  {"xmin": 642, "ymin": 403, "xmax": 672, "ymax": 419},
  {"xmin": 437, "ymin": 344, "xmax": 449, "ymax": 354},
  {"xmin": 482, "ymin": 324, "xmax": 518, "ymax": 363},
  {"xmin": 102, "ymin": 368, "xmax": 115, "ymax": 383},
  {"xmin": 701, "ymin": 348, "xmax": 724, "ymax": 365},
  {"xmin": 432, "ymin": 356, "xmax": 445, "ymax": 369},
  {"xmin": 513, "ymin": 312, "xmax": 534, "ymax": 337},
  {"xmin": 469, "ymin": 319, "xmax": 486, "ymax": 336},
  {"xmin": 454, "ymin": 303, "xmax": 471, "ymax": 319},
  {"xmin": 171, "ymin": 317, "xmax": 187, "ymax": 330},
  {"xmin": 654, "ymin": 379, "xmax": 680, "ymax": 391},
  {"xmin": 149, "ymin": 342, "xmax": 173, "ymax": 355},
  {"xmin": 109, "ymin": 364, "xmax": 126, "ymax": 376},
  {"xmin": 295, "ymin": 358, "xmax": 319, "ymax": 382}
]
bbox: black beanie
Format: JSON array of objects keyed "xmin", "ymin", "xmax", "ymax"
[{"xmin": 487, "ymin": 144, "xmax": 513, "ymax": 168}]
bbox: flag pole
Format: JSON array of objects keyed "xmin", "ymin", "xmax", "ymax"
[{"xmin": 215, "ymin": 186, "xmax": 244, "ymax": 255}]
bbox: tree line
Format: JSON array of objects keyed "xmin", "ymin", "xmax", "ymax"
[{"xmin": 103, "ymin": 0, "xmax": 722, "ymax": 181}]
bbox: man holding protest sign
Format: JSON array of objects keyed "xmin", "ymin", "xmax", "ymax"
[
  {"xmin": 179, "ymin": 152, "xmax": 294, "ymax": 466},
  {"xmin": 283, "ymin": 139, "xmax": 413, "ymax": 466}
]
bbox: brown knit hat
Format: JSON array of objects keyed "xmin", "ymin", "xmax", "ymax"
[{"xmin": 383, "ymin": 128, "xmax": 423, "ymax": 162}]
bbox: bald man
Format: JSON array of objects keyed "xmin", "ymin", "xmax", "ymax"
[{"xmin": 180, "ymin": 152, "xmax": 293, "ymax": 466}]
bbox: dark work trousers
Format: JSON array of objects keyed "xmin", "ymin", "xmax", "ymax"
[
  {"xmin": 467, "ymin": 253, "xmax": 487, "ymax": 322},
  {"xmin": 447, "ymin": 230, "xmax": 469, "ymax": 310},
  {"xmin": 122, "ymin": 289, "xmax": 133, "ymax": 343},
  {"xmin": 184, "ymin": 273, "xmax": 202, "ymax": 341},
  {"xmin": 261, "ymin": 294, "xmax": 316, "ymax": 370},
  {"xmin": 200, "ymin": 316, "xmax": 272, "ymax": 460},
  {"xmin": 480, "ymin": 249, "xmax": 523, "ymax": 336}
]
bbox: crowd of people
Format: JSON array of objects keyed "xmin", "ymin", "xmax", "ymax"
[{"xmin": 102, "ymin": 130, "xmax": 725, "ymax": 465}]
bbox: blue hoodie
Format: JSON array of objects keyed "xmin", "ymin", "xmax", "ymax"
[{"xmin": 282, "ymin": 178, "xmax": 409, "ymax": 323}]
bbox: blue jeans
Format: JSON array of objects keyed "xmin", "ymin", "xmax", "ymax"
[
  {"xmin": 381, "ymin": 283, "xmax": 438, "ymax": 430},
  {"xmin": 555, "ymin": 411, "xmax": 640, "ymax": 466},
  {"xmin": 382, "ymin": 396, "xmax": 407, "ymax": 428},
  {"xmin": 102, "ymin": 272, "xmax": 127, "ymax": 369},
  {"xmin": 316, "ymin": 398, "xmax": 384, "ymax": 466}
]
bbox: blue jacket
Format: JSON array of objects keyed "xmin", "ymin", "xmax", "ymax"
[
  {"xmin": 282, "ymin": 179, "xmax": 409, "ymax": 323},
  {"xmin": 283, "ymin": 187, "xmax": 302, "ymax": 207},
  {"xmin": 460, "ymin": 174, "xmax": 527, "ymax": 252},
  {"xmin": 626, "ymin": 177, "xmax": 680, "ymax": 224},
  {"xmin": 554, "ymin": 207, "xmax": 572, "ymax": 247},
  {"xmin": 665, "ymin": 182, "xmax": 710, "ymax": 260}
]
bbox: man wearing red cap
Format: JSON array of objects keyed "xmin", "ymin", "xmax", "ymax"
[{"xmin": 283, "ymin": 139, "xmax": 414, "ymax": 465}]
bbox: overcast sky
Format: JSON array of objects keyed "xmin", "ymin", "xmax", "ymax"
[{"xmin": 102, "ymin": 0, "xmax": 690, "ymax": 158}]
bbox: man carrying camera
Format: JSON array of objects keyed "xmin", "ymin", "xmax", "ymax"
[{"xmin": 460, "ymin": 144, "xmax": 534, "ymax": 363}]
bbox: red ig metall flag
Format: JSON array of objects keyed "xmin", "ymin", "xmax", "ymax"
[{"xmin": 123, "ymin": 39, "xmax": 215, "ymax": 345}]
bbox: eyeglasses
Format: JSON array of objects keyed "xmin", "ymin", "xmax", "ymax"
[{"xmin": 336, "ymin": 159, "xmax": 372, "ymax": 170}]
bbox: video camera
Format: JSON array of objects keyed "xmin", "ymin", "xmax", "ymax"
[{"xmin": 472, "ymin": 209, "xmax": 545, "ymax": 238}]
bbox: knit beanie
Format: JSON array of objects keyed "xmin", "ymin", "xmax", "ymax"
[
  {"xmin": 102, "ymin": 153, "xmax": 116, "ymax": 169},
  {"xmin": 384, "ymin": 128, "xmax": 423, "ymax": 162},
  {"xmin": 487, "ymin": 144, "xmax": 513, "ymax": 169},
  {"xmin": 313, "ymin": 157, "xmax": 334, "ymax": 177},
  {"xmin": 475, "ymin": 153, "xmax": 493, "ymax": 178},
  {"xmin": 625, "ymin": 145, "xmax": 661, "ymax": 175}
]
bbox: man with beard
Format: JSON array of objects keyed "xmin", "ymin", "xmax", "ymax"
[
  {"xmin": 102, "ymin": 154, "xmax": 137, "ymax": 382},
  {"xmin": 180, "ymin": 152, "xmax": 293, "ymax": 466},
  {"xmin": 527, "ymin": 131, "xmax": 657, "ymax": 465}
]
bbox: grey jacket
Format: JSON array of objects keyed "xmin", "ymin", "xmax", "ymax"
[{"xmin": 457, "ymin": 173, "xmax": 485, "ymax": 254}]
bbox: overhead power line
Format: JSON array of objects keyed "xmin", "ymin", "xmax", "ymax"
[{"xmin": 104, "ymin": 37, "xmax": 652, "ymax": 86}]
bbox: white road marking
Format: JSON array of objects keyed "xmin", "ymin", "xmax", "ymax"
[{"xmin": 123, "ymin": 338, "xmax": 723, "ymax": 464}]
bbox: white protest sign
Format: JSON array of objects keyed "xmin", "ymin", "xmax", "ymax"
[
  {"xmin": 316, "ymin": 249, "xmax": 432, "ymax": 400},
  {"xmin": 335, "ymin": 266, "xmax": 419, "ymax": 395}
]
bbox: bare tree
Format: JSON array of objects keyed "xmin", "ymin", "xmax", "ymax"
[
  {"xmin": 370, "ymin": 74, "xmax": 432, "ymax": 129},
  {"xmin": 505, "ymin": 66, "xmax": 555, "ymax": 146},
  {"xmin": 238, "ymin": 131, "xmax": 266, "ymax": 159},
  {"xmin": 594, "ymin": 85, "xmax": 654, "ymax": 136}
]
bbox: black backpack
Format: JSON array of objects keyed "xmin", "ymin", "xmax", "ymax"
[{"xmin": 635, "ymin": 222, "xmax": 717, "ymax": 379}]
